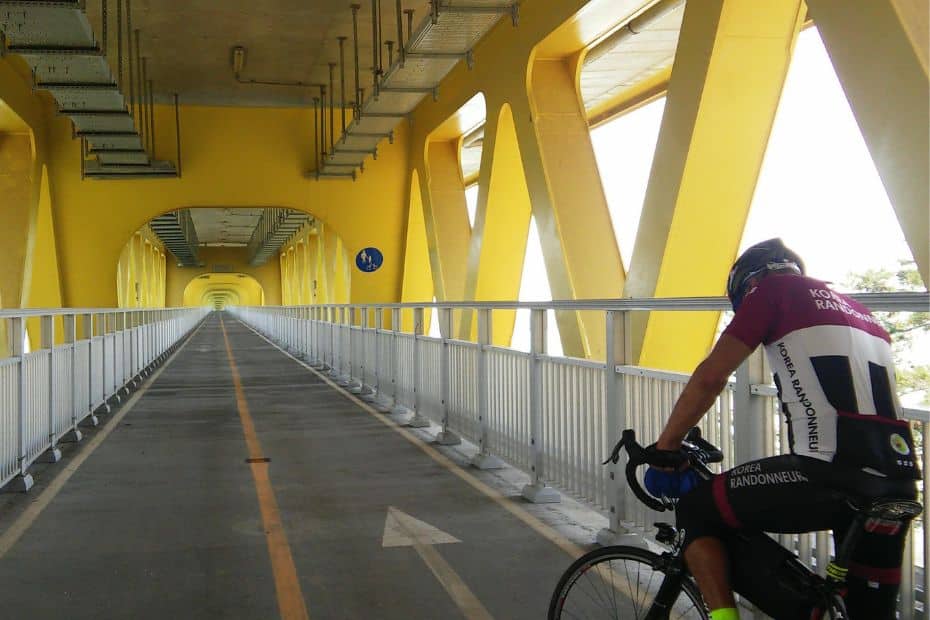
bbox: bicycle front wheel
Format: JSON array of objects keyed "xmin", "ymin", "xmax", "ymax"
[{"xmin": 548, "ymin": 545, "xmax": 709, "ymax": 620}]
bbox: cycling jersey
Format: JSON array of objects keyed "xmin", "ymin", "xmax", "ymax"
[{"xmin": 722, "ymin": 274, "xmax": 919, "ymax": 479}]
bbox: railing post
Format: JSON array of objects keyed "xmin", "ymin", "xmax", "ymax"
[
  {"xmin": 326, "ymin": 307, "xmax": 337, "ymax": 375},
  {"xmin": 300, "ymin": 307, "xmax": 309, "ymax": 359},
  {"xmin": 62, "ymin": 314, "xmax": 82, "ymax": 443},
  {"xmin": 734, "ymin": 347, "xmax": 768, "ymax": 464},
  {"xmin": 83, "ymin": 314, "xmax": 99, "ymax": 426},
  {"xmin": 40, "ymin": 315, "xmax": 62, "ymax": 463},
  {"xmin": 389, "ymin": 307, "xmax": 408, "ymax": 416},
  {"xmin": 521, "ymin": 309, "xmax": 559, "ymax": 503},
  {"xmin": 310, "ymin": 307, "xmax": 324, "ymax": 369},
  {"xmin": 369, "ymin": 308, "xmax": 391, "ymax": 410},
  {"xmin": 116, "ymin": 312, "xmax": 132, "ymax": 396},
  {"xmin": 131, "ymin": 311, "xmax": 140, "ymax": 382},
  {"xmin": 98, "ymin": 313, "xmax": 112, "ymax": 413},
  {"xmin": 350, "ymin": 308, "xmax": 369, "ymax": 395},
  {"xmin": 598, "ymin": 310, "xmax": 640, "ymax": 546},
  {"xmin": 406, "ymin": 307, "xmax": 430, "ymax": 427},
  {"xmin": 336, "ymin": 307, "xmax": 349, "ymax": 385},
  {"xmin": 109, "ymin": 312, "xmax": 121, "ymax": 403},
  {"xmin": 470, "ymin": 308, "xmax": 502, "ymax": 469},
  {"xmin": 436, "ymin": 307, "xmax": 460, "ymax": 445},
  {"xmin": 6, "ymin": 316, "xmax": 34, "ymax": 492}
]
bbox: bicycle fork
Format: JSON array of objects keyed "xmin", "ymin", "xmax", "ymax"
[{"xmin": 645, "ymin": 555, "xmax": 691, "ymax": 620}]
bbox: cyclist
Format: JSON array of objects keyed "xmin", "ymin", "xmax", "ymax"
[{"xmin": 647, "ymin": 238, "xmax": 920, "ymax": 620}]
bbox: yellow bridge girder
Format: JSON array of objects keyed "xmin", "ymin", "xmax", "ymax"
[{"xmin": 0, "ymin": 0, "xmax": 925, "ymax": 373}]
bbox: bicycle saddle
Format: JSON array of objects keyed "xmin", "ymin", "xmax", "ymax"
[{"xmin": 859, "ymin": 498, "xmax": 923, "ymax": 521}]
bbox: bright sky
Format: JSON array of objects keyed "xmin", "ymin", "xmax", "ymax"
[{"xmin": 503, "ymin": 27, "xmax": 926, "ymax": 362}]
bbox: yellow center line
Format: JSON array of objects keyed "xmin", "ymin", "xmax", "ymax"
[
  {"xmin": 236, "ymin": 319, "xmax": 588, "ymax": 561},
  {"xmin": 220, "ymin": 318, "xmax": 310, "ymax": 620}
]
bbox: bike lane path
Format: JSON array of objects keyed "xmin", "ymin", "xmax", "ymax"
[
  {"xmin": 0, "ymin": 313, "xmax": 589, "ymax": 619},
  {"xmin": 222, "ymin": 315, "xmax": 580, "ymax": 619}
]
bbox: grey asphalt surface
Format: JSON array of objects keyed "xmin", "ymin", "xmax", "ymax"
[{"xmin": 0, "ymin": 313, "xmax": 575, "ymax": 619}]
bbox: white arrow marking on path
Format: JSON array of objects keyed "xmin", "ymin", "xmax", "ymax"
[{"xmin": 382, "ymin": 507, "xmax": 494, "ymax": 620}]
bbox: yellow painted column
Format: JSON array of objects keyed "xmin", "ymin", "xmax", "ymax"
[
  {"xmin": 299, "ymin": 239, "xmax": 310, "ymax": 304},
  {"xmin": 135, "ymin": 239, "xmax": 144, "ymax": 307},
  {"xmin": 626, "ymin": 0, "xmax": 805, "ymax": 371},
  {"xmin": 806, "ymin": 0, "xmax": 930, "ymax": 285},
  {"xmin": 510, "ymin": 54, "xmax": 625, "ymax": 359},
  {"xmin": 400, "ymin": 170, "xmax": 435, "ymax": 332},
  {"xmin": 317, "ymin": 227, "xmax": 330, "ymax": 304},
  {"xmin": 280, "ymin": 252, "xmax": 290, "ymax": 305},
  {"xmin": 117, "ymin": 241, "xmax": 131, "ymax": 307},
  {"xmin": 334, "ymin": 238, "xmax": 350, "ymax": 304},
  {"xmin": 421, "ymin": 139, "xmax": 472, "ymax": 304},
  {"xmin": 307, "ymin": 233, "xmax": 322, "ymax": 304},
  {"xmin": 0, "ymin": 133, "xmax": 35, "ymax": 313},
  {"xmin": 25, "ymin": 165, "xmax": 64, "ymax": 344},
  {"xmin": 463, "ymin": 103, "xmax": 533, "ymax": 347},
  {"xmin": 158, "ymin": 251, "xmax": 167, "ymax": 307}
]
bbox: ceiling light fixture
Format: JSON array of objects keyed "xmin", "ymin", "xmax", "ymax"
[
  {"xmin": 230, "ymin": 44, "xmax": 318, "ymax": 88},
  {"xmin": 232, "ymin": 46, "xmax": 246, "ymax": 78}
]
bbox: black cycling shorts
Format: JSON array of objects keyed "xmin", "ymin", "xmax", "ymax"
[{"xmin": 675, "ymin": 454, "xmax": 917, "ymax": 620}]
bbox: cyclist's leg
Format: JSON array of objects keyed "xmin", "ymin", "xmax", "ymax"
[
  {"xmin": 675, "ymin": 456, "xmax": 845, "ymax": 614},
  {"xmin": 676, "ymin": 454, "xmax": 842, "ymax": 547},
  {"xmin": 834, "ymin": 514, "xmax": 911, "ymax": 620}
]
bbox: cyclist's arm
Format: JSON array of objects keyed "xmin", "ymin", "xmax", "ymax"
[{"xmin": 655, "ymin": 334, "xmax": 753, "ymax": 450}]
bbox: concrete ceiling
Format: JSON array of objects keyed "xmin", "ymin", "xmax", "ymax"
[
  {"xmin": 189, "ymin": 207, "xmax": 264, "ymax": 246},
  {"xmin": 580, "ymin": 1, "xmax": 683, "ymax": 115},
  {"xmin": 85, "ymin": 0, "xmax": 431, "ymax": 107}
]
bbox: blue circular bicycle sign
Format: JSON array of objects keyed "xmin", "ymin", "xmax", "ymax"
[{"xmin": 355, "ymin": 247, "xmax": 384, "ymax": 272}]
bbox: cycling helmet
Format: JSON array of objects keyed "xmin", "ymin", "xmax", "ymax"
[{"xmin": 726, "ymin": 238, "xmax": 804, "ymax": 311}]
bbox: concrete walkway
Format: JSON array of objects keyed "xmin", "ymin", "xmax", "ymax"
[{"xmin": 0, "ymin": 313, "xmax": 583, "ymax": 619}]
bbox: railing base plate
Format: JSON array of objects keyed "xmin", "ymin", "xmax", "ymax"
[
  {"xmin": 521, "ymin": 483, "xmax": 560, "ymax": 504},
  {"xmin": 81, "ymin": 414, "xmax": 100, "ymax": 427},
  {"xmin": 38, "ymin": 447, "xmax": 62, "ymax": 463},
  {"xmin": 60, "ymin": 428, "xmax": 83, "ymax": 443},
  {"xmin": 595, "ymin": 528, "xmax": 648, "ymax": 549},
  {"xmin": 470, "ymin": 453, "xmax": 504, "ymax": 470},
  {"xmin": 370, "ymin": 394, "xmax": 394, "ymax": 413},
  {"xmin": 405, "ymin": 413, "xmax": 431, "ymax": 428},
  {"xmin": 390, "ymin": 404, "xmax": 413, "ymax": 417},
  {"xmin": 436, "ymin": 430, "xmax": 461, "ymax": 446},
  {"xmin": 2, "ymin": 473, "xmax": 34, "ymax": 494}
]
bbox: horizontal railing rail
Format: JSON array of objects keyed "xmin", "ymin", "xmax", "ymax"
[
  {"xmin": 0, "ymin": 307, "xmax": 209, "ymax": 493},
  {"xmin": 229, "ymin": 293, "xmax": 929, "ymax": 617},
  {"xmin": 236, "ymin": 290, "xmax": 928, "ymax": 312}
]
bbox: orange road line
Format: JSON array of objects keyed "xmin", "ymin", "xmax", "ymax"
[
  {"xmin": 220, "ymin": 318, "xmax": 310, "ymax": 620},
  {"xmin": 237, "ymin": 318, "xmax": 588, "ymax": 561}
]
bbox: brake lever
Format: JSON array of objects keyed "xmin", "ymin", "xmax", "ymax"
[{"xmin": 603, "ymin": 437, "xmax": 625, "ymax": 465}]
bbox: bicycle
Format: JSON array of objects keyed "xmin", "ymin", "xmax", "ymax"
[{"xmin": 547, "ymin": 428, "xmax": 923, "ymax": 619}]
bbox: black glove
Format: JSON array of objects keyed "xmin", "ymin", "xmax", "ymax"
[{"xmin": 644, "ymin": 443, "xmax": 689, "ymax": 469}]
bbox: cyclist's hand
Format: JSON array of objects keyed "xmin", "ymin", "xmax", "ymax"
[
  {"xmin": 644, "ymin": 467, "xmax": 701, "ymax": 499},
  {"xmin": 643, "ymin": 443, "xmax": 689, "ymax": 470}
]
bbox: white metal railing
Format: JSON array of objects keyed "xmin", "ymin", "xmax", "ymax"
[
  {"xmin": 0, "ymin": 307, "xmax": 208, "ymax": 493},
  {"xmin": 229, "ymin": 292, "xmax": 929, "ymax": 615}
]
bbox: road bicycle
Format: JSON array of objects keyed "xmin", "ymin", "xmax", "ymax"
[{"xmin": 547, "ymin": 428, "xmax": 923, "ymax": 619}]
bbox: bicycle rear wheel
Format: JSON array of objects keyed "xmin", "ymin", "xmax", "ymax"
[{"xmin": 548, "ymin": 545, "xmax": 708, "ymax": 620}]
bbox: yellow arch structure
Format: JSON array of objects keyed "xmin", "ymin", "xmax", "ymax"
[
  {"xmin": 0, "ymin": 0, "xmax": 925, "ymax": 373},
  {"xmin": 182, "ymin": 273, "xmax": 264, "ymax": 308}
]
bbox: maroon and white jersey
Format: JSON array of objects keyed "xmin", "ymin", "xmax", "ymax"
[{"xmin": 723, "ymin": 274, "xmax": 919, "ymax": 479}]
